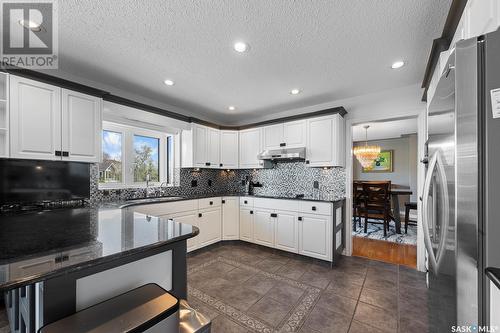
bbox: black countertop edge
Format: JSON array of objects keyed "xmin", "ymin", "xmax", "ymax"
[
  {"xmin": 486, "ymin": 267, "xmax": 500, "ymax": 290},
  {"xmin": 119, "ymin": 193, "xmax": 345, "ymax": 208},
  {"xmin": 0, "ymin": 227, "xmax": 199, "ymax": 292}
]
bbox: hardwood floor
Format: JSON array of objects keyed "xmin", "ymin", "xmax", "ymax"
[{"xmin": 352, "ymin": 236, "xmax": 417, "ymax": 268}]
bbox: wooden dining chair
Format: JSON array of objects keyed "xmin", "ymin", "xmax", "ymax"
[
  {"xmin": 359, "ymin": 182, "xmax": 391, "ymax": 236},
  {"xmin": 352, "ymin": 181, "xmax": 365, "ymax": 229}
]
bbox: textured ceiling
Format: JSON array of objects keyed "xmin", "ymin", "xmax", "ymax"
[{"xmin": 55, "ymin": 0, "xmax": 451, "ymax": 124}]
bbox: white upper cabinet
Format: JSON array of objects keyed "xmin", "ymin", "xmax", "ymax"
[
  {"xmin": 9, "ymin": 76, "xmax": 102, "ymax": 162},
  {"xmin": 10, "ymin": 76, "xmax": 61, "ymax": 160},
  {"xmin": 220, "ymin": 130, "xmax": 238, "ymax": 168},
  {"xmin": 283, "ymin": 120, "xmax": 306, "ymax": 148},
  {"xmin": 239, "ymin": 127, "xmax": 263, "ymax": 169},
  {"xmin": 466, "ymin": 0, "xmax": 499, "ymax": 38},
  {"xmin": 262, "ymin": 120, "xmax": 306, "ymax": 150},
  {"xmin": 306, "ymin": 114, "xmax": 345, "ymax": 167},
  {"xmin": 61, "ymin": 89, "xmax": 102, "ymax": 162},
  {"xmin": 182, "ymin": 124, "xmax": 220, "ymax": 168}
]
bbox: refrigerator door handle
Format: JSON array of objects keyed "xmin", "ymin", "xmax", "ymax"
[{"xmin": 422, "ymin": 151, "xmax": 450, "ymax": 275}]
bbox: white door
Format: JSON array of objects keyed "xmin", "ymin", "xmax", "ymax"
[
  {"xmin": 262, "ymin": 123, "xmax": 284, "ymax": 150},
  {"xmin": 253, "ymin": 209, "xmax": 275, "ymax": 248},
  {"xmin": 299, "ymin": 214, "xmax": 331, "ymax": 261},
  {"xmin": 283, "ymin": 120, "xmax": 306, "ymax": 148},
  {"xmin": 274, "ymin": 211, "xmax": 298, "ymax": 253},
  {"xmin": 306, "ymin": 116, "xmax": 334, "ymax": 167},
  {"xmin": 169, "ymin": 211, "xmax": 199, "ymax": 252},
  {"xmin": 207, "ymin": 127, "xmax": 220, "ymax": 167},
  {"xmin": 10, "ymin": 76, "xmax": 61, "ymax": 160},
  {"xmin": 193, "ymin": 124, "xmax": 208, "ymax": 167},
  {"xmin": 239, "ymin": 128, "xmax": 263, "ymax": 169},
  {"xmin": 198, "ymin": 208, "xmax": 221, "ymax": 247},
  {"xmin": 239, "ymin": 208, "xmax": 254, "ymax": 242},
  {"xmin": 61, "ymin": 89, "xmax": 102, "ymax": 162},
  {"xmin": 222, "ymin": 197, "xmax": 239, "ymax": 240},
  {"xmin": 220, "ymin": 130, "xmax": 239, "ymax": 168}
]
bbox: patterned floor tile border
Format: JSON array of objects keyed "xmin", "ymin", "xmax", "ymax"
[{"xmin": 188, "ymin": 256, "xmax": 321, "ymax": 333}]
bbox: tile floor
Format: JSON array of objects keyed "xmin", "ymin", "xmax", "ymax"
[{"xmin": 187, "ymin": 242, "xmax": 432, "ymax": 333}]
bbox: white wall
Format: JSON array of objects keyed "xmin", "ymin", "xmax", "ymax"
[{"xmin": 353, "ymin": 135, "xmax": 418, "ymax": 202}]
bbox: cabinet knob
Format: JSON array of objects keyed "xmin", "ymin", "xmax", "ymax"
[
  {"xmin": 279, "ymin": 143, "xmax": 286, "ymax": 147},
  {"xmin": 205, "ymin": 162, "xmax": 211, "ymax": 166},
  {"xmin": 198, "ymin": 213, "xmax": 202, "ymax": 218},
  {"xmin": 55, "ymin": 150, "xmax": 62, "ymax": 156},
  {"xmin": 244, "ymin": 200, "xmax": 248, "ymax": 204},
  {"xmin": 270, "ymin": 213, "xmax": 278, "ymax": 218},
  {"xmin": 62, "ymin": 151, "xmax": 69, "ymax": 157},
  {"xmin": 305, "ymin": 160, "xmax": 310, "ymax": 164},
  {"xmin": 312, "ymin": 206, "xmax": 317, "ymax": 211},
  {"xmin": 222, "ymin": 200, "xmax": 225, "ymax": 204},
  {"xmin": 220, "ymin": 163, "xmax": 223, "ymax": 167},
  {"xmin": 298, "ymin": 217, "xmax": 303, "ymax": 221},
  {"xmin": 209, "ymin": 201, "xmax": 213, "ymax": 205},
  {"xmin": 250, "ymin": 210, "xmax": 253, "ymax": 215}
]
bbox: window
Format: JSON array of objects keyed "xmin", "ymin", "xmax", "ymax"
[
  {"xmin": 99, "ymin": 122, "xmax": 175, "ymax": 188},
  {"xmin": 100, "ymin": 130, "xmax": 123, "ymax": 184}
]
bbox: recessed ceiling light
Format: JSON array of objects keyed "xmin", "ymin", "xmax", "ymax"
[
  {"xmin": 163, "ymin": 79, "xmax": 174, "ymax": 86},
  {"xmin": 391, "ymin": 61, "xmax": 405, "ymax": 69},
  {"xmin": 18, "ymin": 19, "xmax": 42, "ymax": 32},
  {"xmin": 228, "ymin": 106, "xmax": 236, "ymax": 111},
  {"xmin": 233, "ymin": 42, "xmax": 248, "ymax": 53},
  {"xmin": 290, "ymin": 89, "xmax": 301, "ymax": 95}
]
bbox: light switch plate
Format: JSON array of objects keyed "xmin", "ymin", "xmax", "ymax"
[{"xmin": 490, "ymin": 88, "xmax": 500, "ymax": 119}]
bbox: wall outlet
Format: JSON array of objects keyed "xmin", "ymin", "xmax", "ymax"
[
  {"xmin": 313, "ymin": 181, "xmax": 319, "ymax": 189},
  {"xmin": 191, "ymin": 180, "xmax": 198, "ymax": 187}
]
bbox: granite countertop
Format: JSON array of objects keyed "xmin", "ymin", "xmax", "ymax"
[{"xmin": 0, "ymin": 205, "xmax": 198, "ymax": 291}]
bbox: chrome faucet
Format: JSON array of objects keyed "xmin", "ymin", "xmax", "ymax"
[{"xmin": 145, "ymin": 174, "xmax": 156, "ymax": 198}]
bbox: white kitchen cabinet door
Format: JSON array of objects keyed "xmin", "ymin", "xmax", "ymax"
[
  {"xmin": 193, "ymin": 124, "xmax": 208, "ymax": 167},
  {"xmin": 465, "ymin": 0, "xmax": 499, "ymax": 38},
  {"xmin": 239, "ymin": 208, "xmax": 254, "ymax": 242},
  {"xmin": 198, "ymin": 208, "xmax": 221, "ymax": 247},
  {"xmin": 306, "ymin": 114, "xmax": 345, "ymax": 167},
  {"xmin": 274, "ymin": 211, "xmax": 298, "ymax": 253},
  {"xmin": 283, "ymin": 120, "xmax": 306, "ymax": 148},
  {"xmin": 299, "ymin": 214, "xmax": 331, "ymax": 261},
  {"xmin": 9, "ymin": 76, "xmax": 61, "ymax": 160},
  {"xmin": 253, "ymin": 209, "xmax": 275, "ymax": 248},
  {"xmin": 168, "ymin": 211, "xmax": 199, "ymax": 252},
  {"xmin": 207, "ymin": 127, "xmax": 220, "ymax": 167},
  {"xmin": 262, "ymin": 123, "xmax": 284, "ymax": 150},
  {"xmin": 61, "ymin": 89, "xmax": 102, "ymax": 163},
  {"xmin": 239, "ymin": 128, "xmax": 263, "ymax": 169},
  {"xmin": 220, "ymin": 130, "xmax": 239, "ymax": 168},
  {"xmin": 222, "ymin": 197, "xmax": 239, "ymax": 240}
]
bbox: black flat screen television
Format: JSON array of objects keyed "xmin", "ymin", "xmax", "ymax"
[{"xmin": 0, "ymin": 159, "xmax": 90, "ymax": 204}]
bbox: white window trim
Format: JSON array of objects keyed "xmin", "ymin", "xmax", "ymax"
[{"xmin": 99, "ymin": 121, "xmax": 175, "ymax": 189}]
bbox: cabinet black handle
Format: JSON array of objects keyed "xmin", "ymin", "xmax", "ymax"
[
  {"xmin": 220, "ymin": 163, "xmax": 223, "ymax": 167},
  {"xmin": 198, "ymin": 213, "xmax": 202, "ymax": 218},
  {"xmin": 270, "ymin": 213, "xmax": 278, "ymax": 218},
  {"xmin": 250, "ymin": 210, "xmax": 253, "ymax": 214},
  {"xmin": 298, "ymin": 217, "xmax": 303, "ymax": 221},
  {"xmin": 222, "ymin": 200, "xmax": 225, "ymax": 204},
  {"xmin": 205, "ymin": 162, "xmax": 211, "ymax": 166},
  {"xmin": 280, "ymin": 143, "xmax": 286, "ymax": 147},
  {"xmin": 244, "ymin": 200, "xmax": 248, "ymax": 204},
  {"xmin": 209, "ymin": 201, "xmax": 213, "ymax": 205},
  {"xmin": 312, "ymin": 206, "xmax": 317, "ymax": 211},
  {"xmin": 305, "ymin": 160, "xmax": 310, "ymax": 164},
  {"xmin": 55, "ymin": 150, "xmax": 62, "ymax": 156},
  {"xmin": 62, "ymin": 151, "xmax": 69, "ymax": 157}
]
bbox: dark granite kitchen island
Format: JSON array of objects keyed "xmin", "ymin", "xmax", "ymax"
[{"xmin": 0, "ymin": 204, "xmax": 198, "ymax": 332}]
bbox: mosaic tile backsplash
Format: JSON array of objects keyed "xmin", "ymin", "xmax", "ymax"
[{"xmin": 90, "ymin": 162, "xmax": 346, "ymax": 202}]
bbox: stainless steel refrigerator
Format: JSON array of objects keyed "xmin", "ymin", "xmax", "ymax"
[{"xmin": 423, "ymin": 28, "xmax": 500, "ymax": 331}]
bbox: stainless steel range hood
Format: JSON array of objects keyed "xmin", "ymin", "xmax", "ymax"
[{"xmin": 257, "ymin": 147, "xmax": 306, "ymax": 161}]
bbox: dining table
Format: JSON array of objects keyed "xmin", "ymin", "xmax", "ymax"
[{"xmin": 355, "ymin": 183, "xmax": 413, "ymax": 234}]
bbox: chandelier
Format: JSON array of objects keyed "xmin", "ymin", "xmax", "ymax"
[{"xmin": 354, "ymin": 125, "xmax": 381, "ymax": 168}]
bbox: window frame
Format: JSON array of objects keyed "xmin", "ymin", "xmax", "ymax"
[{"xmin": 99, "ymin": 121, "xmax": 175, "ymax": 189}]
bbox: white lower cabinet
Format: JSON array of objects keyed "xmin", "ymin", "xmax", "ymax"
[
  {"xmin": 274, "ymin": 211, "xmax": 299, "ymax": 253},
  {"xmin": 253, "ymin": 209, "xmax": 275, "ymax": 248},
  {"xmin": 222, "ymin": 197, "xmax": 239, "ymax": 240},
  {"xmin": 239, "ymin": 208, "xmax": 254, "ymax": 242},
  {"xmin": 299, "ymin": 214, "xmax": 332, "ymax": 261},
  {"xmin": 168, "ymin": 211, "xmax": 199, "ymax": 252},
  {"xmin": 198, "ymin": 208, "xmax": 221, "ymax": 248}
]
